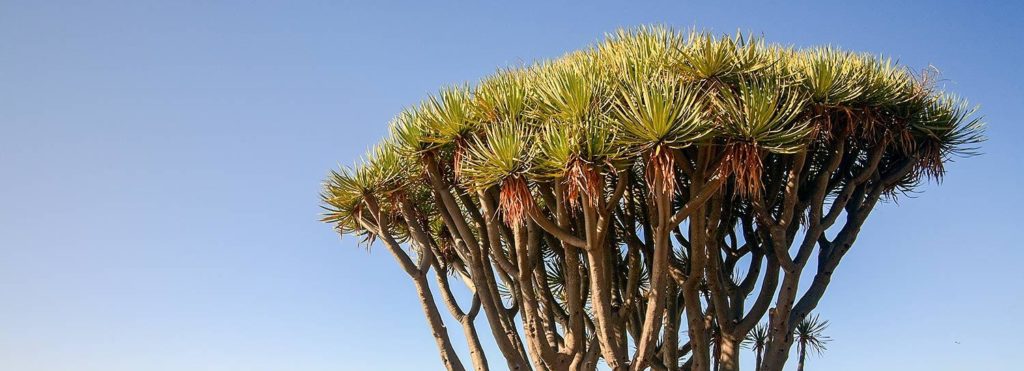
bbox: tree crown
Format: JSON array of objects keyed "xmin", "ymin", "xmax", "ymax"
[{"xmin": 321, "ymin": 25, "xmax": 982, "ymax": 244}]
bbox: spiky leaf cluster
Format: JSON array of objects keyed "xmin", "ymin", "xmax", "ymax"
[{"xmin": 324, "ymin": 27, "xmax": 981, "ymax": 230}]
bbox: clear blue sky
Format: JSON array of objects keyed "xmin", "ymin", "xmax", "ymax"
[{"xmin": 1, "ymin": 1, "xmax": 1021, "ymax": 370}]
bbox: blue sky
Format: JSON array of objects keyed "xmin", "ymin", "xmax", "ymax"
[{"xmin": 1, "ymin": 1, "xmax": 1022, "ymax": 370}]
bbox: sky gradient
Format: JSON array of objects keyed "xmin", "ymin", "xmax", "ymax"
[{"xmin": 2, "ymin": 1, "xmax": 1022, "ymax": 370}]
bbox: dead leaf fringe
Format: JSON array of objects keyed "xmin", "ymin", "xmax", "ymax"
[
  {"xmin": 723, "ymin": 141, "xmax": 763, "ymax": 198},
  {"xmin": 645, "ymin": 145, "xmax": 676, "ymax": 197},
  {"xmin": 563, "ymin": 159, "xmax": 602, "ymax": 210},
  {"xmin": 500, "ymin": 175, "xmax": 533, "ymax": 227}
]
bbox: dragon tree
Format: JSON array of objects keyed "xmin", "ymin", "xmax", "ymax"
[{"xmin": 320, "ymin": 27, "xmax": 982, "ymax": 371}]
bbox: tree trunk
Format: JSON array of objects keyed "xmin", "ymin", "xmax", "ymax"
[
  {"xmin": 797, "ymin": 342, "xmax": 806, "ymax": 371},
  {"xmin": 712, "ymin": 337, "xmax": 719, "ymax": 371},
  {"xmin": 359, "ymin": 197, "xmax": 467, "ymax": 371},
  {"xmin": 632, "ymin": 221, "xmax": 672, "ymax": 370},
  {"xmin": 513, "ymin": 223, "xmax": 554, "ymax": 371},
  {"xmin": 681, "ymin": 260, "xmax": 711, "ymax": 370},
  {"xmin": 755, "ymin": 349, "xmax": 762, "ymax": 371},
  {"xmin": 563, "ymin": 245, "xmax": 588, "ymax": 370},
  {"xmin": 661, "ymin": 283, "xmax": 680, "ymax": 371},
  {"xmin": 760, "ymin": 272, "xmax": 801, "ymax": 370},
  {"xmin": 460, "ymin": 314, "xmax": 489, "ymax": 371},
  {"xmin": 424, "ymin": 171, "xmax": 530, "ymax": 369},
  {"xmin": 581, "ymin": 202, "xmax": 628, "ymax": 370},
  {"xmin": 759, "ymin": 327, "xmax": 793, "ymax": 371},
  {"xmin": 681, "ymin": 157, "xmax": 713, "ymax": 371},
  {"xmin": 586, "ymin": 243, "xmax": 627, "ymax": 370},
  {"xmin": 717, "ymin": 335, "xmax": 740, "ymax": 371},
  {"xmin": 433, "ymin": 270, "xmax": 490, "ymax": 371},
  {"xmin": 412, "ymin": 274, "xmax": 468, "ymax": 371}
]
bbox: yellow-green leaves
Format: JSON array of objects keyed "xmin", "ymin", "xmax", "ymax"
[
  {"xmin": 530, "ymin": 59, "xmax": 622, "ymax": 178},
  {"xmin": 909, "ymin": 93, "xmax": 984, "ymax": 180},
  {"xmin": 858, "ymin": 55, "xmax": 915, "ymax": 107},
  {"xmin": 323, "ymin": 26, "xmax": 983, "ymax": 233},
  {"xmin": 321, "ymin": 142, "xmax": 414, "ymax": 228},
  {"xmin": 612, "ymin": 74, "xmax": 710, "ymax": 152},
  {"xmin": 715, "ymin": 77, "xmax": 811, "ymax": 153},
  {"xmin": 678, "ymin": 33, "xmax": 738, "ymax": 80},
  {"xmin": 534, "ymin": 118, "xmax": 618, "ymax": 179},
  {"xmin": 732, "ymin": 33, "xmax": 775, "ymax": 76},
  {"xmin": 364, "ymin": 143, "xmax": 410, "ymax": 194},
  {"xmin": 389, "ymin": 108, "xmax": 431, "ymax": 155},
  {"xmin": 796, "ymin": 47, "xmax": 867, "ymax": 105},
  {"xmin": 598, "ymin": 26, "xmax": 683, "ymax": 79},
  {"xmin": 460, "ymin": 122, "xmax": 534, "ymax": 189},
  {"xmin": 321, "ymin": 167, "xmax": 363, "ymax": 230},
  {"xmin": 535, "ymin": 59, "xmax": 610, "ymax": 127},
  {"xmin": 421, "ymin": 86, "xmax": 477, "ymax": 145},
  {"xmin": 474, "ymin": 70, "xmax": 531, "ymax": 126}
]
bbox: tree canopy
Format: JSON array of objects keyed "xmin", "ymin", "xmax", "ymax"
[{"xmin": 320, "ymin": 27, "xmax": 982, "ymax": 371}]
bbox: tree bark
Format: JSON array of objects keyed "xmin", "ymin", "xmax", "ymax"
[
  {"xmin": 358, "ymin": 197, "xmax": 467, "ymax": 371},
  {"xmin": 412, "ymin": 273, "xmax": 469, "ymax": 371},
  {"xmin": 461, "ymin": 314, "xmax": 490, "ymax": 371},
  {"xmin": 661, "ymin": 283, "xmax": 681, "ymax": 371},
  {"xmin": 717, "ymin": 335, "xmax": 740, "ymax": 371},
  {"xmin": 796, "ymin": 342, "xmax": 806, "ymax": 371},
  {"xmin": 581, "ymin": 198, "xmax": 628, "ymax": 370},
  {"xmin": 434, "ymin": 269, "xmax": 490, "ymax": 371},
  {"xmin": 422, "ymin": 156, "xmax": 531, "ymax": 370}
]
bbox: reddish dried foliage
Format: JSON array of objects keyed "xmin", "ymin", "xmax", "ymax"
[
  {"xmin": 723, "ymin": 142, "xmax": 763, "ymax": 198},
  {"xmin": 564, "ymin": 159, "xmax": 602, "ymax": 210},
  {"xmin": 500, "ymin": 176, "xmax": 533, "ymax": 227},
  {"xmin": 645, "ymin": 146, "xmax": 677, "ymax": 197}
]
